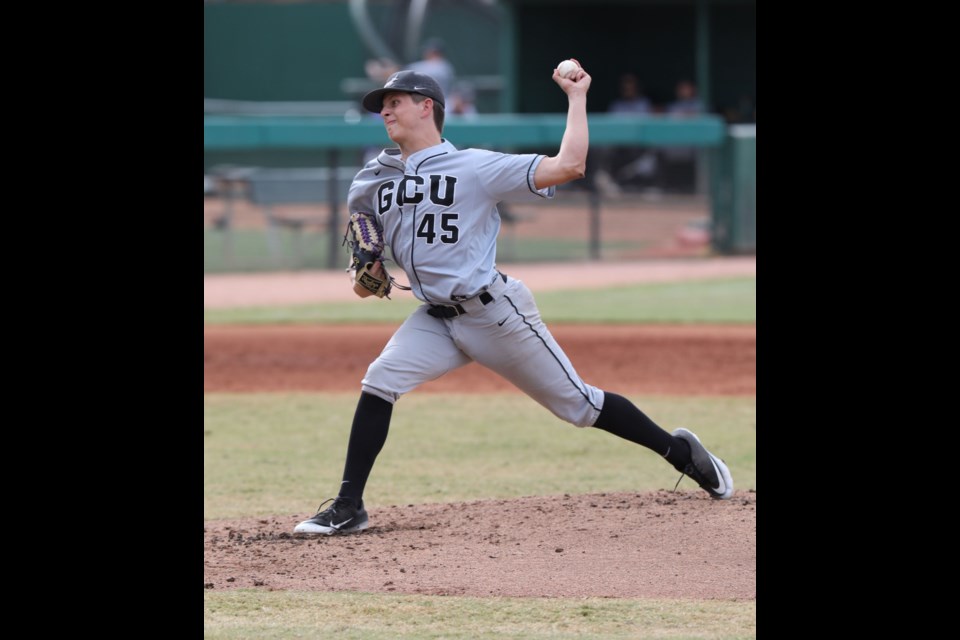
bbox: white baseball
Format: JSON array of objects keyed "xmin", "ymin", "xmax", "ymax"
[{"xmin": 557, "ymin": 59, "xmax": 580, "ymax": 80}]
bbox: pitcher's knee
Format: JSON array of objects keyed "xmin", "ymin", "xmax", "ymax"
[
  {"xmin": 567, "ymin": 408, "xmax": 601, "ymax": 428},
  {"xmin": 548, "ymin": 385, "xmax": 604, "ymax": 427},
  {"xmin": 551, "ymin": 399, "xmax": 603, "ymax": 428},
  {"xmin": 361, "ymin": 361, "xmax": 403, "ymax": 404},
  {"xmin": 360, "ymin": 384, "xmax": 398, "ymax": 405}
]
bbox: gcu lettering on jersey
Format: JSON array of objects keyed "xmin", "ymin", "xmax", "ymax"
[
  {"xmin": 376, "ymin": 175, "xmax": 458, "ymax": 215},
  {"xmin": 349, "ymin": 142, "xmax": 555, "ymax": 303}
]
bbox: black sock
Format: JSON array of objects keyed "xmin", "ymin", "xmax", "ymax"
[
  {"xmin": 592, "ymin": 391, "xmax": 691, "ymax": 469},
  {"xmin": 338, "ymin": 391, "xmax": 393, "ymax": 503}
]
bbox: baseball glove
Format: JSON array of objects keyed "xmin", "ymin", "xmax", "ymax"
[{"xmin": 343, "ymin": 212, "xmax": 407, "ymax": 298}]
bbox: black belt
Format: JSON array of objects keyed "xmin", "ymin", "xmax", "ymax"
[
  {"xmin": 428, "ymin": 273, "xmax": 506, "ymax": 318},
  {"xmin": 427, "ymin": 291, "xmax": 494, "ymax": 318}
]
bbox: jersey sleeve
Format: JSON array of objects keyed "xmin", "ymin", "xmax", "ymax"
[
  {"xmin": 347, "ymin": 162, "xmax": 382, "ymax": 214},
  {"xmin": 474, "ymin": 151, "xmax": 557, "ymax": 202}
]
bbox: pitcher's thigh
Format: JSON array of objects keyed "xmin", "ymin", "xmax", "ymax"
[
  {"xmin": 461, "ymin": 288, "xmax": 603, "ymax": 426},
  {"xmin": 362, "ymin": 306, "xmax": 471, "ymax": 403}
]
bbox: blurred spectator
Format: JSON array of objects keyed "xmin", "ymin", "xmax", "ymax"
[
  {"xmin": 608, "ymin": 73, "xmax": 652, "ymax": 114},
  {"xmin": 666, "ymin": 79, "xmax": 705, "ymax": 116},
  {"xmin": 405, "ymin": 37, "xmax": 456, "ymax": 101},
  {"xmin": 365, "ymin": 57, "xmax": 401, "ymax": 85},
  {"xmin": 588, "ymin": 73, "xmax": 658, "ymax": 198},
  {"xmin": 448, "ymin": 81, "xmax": 478, "ymax": 118},
  {"xmin": 661, "ymin": 79, "xmax": 705, "ymax": 193}
]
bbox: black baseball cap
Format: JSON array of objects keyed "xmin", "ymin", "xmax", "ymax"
[{"xmin": 362, "ymin": 70, "xmax": 446, "ymax": 113}]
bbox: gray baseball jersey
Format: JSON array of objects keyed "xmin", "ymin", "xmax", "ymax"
[
  {"xmin": 348, "ymin": 139, "xmax": 605, "ymax": 427},
  {"xmin": 349, "ymin": 140, "xmax": 553, "ymax": 303}
]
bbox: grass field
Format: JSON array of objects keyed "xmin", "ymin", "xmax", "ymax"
[
  {"xmin": 205, "ymin": 228, "xmax": 655, "ymax": 273},
  {"xmin": 204, "ymin": 591, "xmax": 756, "ymax": 639},
  {"xmin": 204, "ymin": 276, "xmax": 756, "ymax": 639},
  {"xmin": 204, "ymin": 394, "xmax": 755, "ymax": 519},
  {"xmin": 203, "ymin": 277, "xmax": 756, "ymax": 325}
]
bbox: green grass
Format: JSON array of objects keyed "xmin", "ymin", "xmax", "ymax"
[
  {"xmin": 205, "ymin": 228, "xmax": 335, "ymax": 273},
  {"xmin": 203, "ymin": 393, "xmax": 755, "ymax": 520},
  {"xmin": 204, "ymin": 591, "xmax": 756, "ymax": 639},
  {"xmin": 535, "ymin": 277, "xmax": 754, "ymax": 323},
  {"xmin": 496, "ymin": 237, "xmax": 643, "ymax": 263},
  {"xmin": 206, "ymin": 229, "xmax": 645, "ymax": 274},
  {"xmin": 202, "ymin": 277, "xmax": 756, "ymax": 325}
]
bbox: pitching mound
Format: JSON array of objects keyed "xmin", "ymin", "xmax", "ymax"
[{"xmin": 204, "ymin": 490, "xmax": 756, "ymax": 599}]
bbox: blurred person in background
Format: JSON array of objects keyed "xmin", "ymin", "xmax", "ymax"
[
  {"xmin": 661, "ymin": 79, "xmax": 705, "ymax": 193},
  {"xmin": 405, "ymin": 37, "xmax": 456, "ymax": 100},
  {"xmin": 448, "ymin": 81, "xmax": 478, "ymax": 118},
  {"xmin": 365, "ymin": 57, "xmax": 401, "ymax": 85},
  {"xmin": 609, "ymin": 72, "xmax": 653, "ymax": 115},
  {"xmin": 588, "ymin": 73, "xmax": 658, "ymax": 198},
  {"xmin": 667, "ymin": 79, "xmax": 704, "ymax": 116}
]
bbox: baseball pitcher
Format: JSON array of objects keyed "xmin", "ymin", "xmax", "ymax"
[{"xmin": 295, "ymin": 62, "xmax": 733, "ymax": 535}]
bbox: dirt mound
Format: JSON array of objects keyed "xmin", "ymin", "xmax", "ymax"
[{"xmin": 203, "ymin": 490, "xmax": 756, "ymax": 599}]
